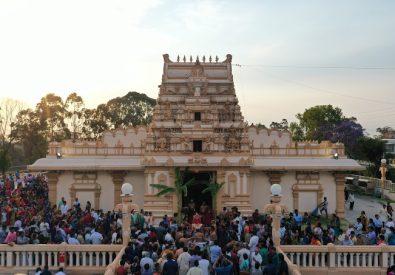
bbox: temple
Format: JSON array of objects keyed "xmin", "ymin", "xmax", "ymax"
[{"xmin": 29, "ymin": 54, "xmax": 363, "ymax": 220}]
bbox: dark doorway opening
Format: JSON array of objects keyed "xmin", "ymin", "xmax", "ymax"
[
  {"xmin": 182, "ymin": 171, "xmax": 212, "ymax": 210},
  {"xmin": 193, "ymin": 140, "xmax": 202, "ymax": 152}
]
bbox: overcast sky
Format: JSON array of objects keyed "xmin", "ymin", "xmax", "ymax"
[{"xmin": 0, "ymin": 0, "xmax": 394, "ymax": 135}]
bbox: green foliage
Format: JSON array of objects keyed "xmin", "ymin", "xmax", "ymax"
[
  {"xmin": 0, "ymin": 149, "xmax": 11, "ymax": 175},
  {"xmin": 150, "ymin": 167, "xmax": 195, "ymax": 224},
  {"xmin": 81, "ymin": 92, "xmax": 156, "ymax": 138},
  {"xmin": 289, "ymin": 122, "xmax": 304, "ymax": 141},
  {"xmin": 202, "ymin": 179, "xmax": 225, "ymax": 215},
  {"xmin": 269, "ymin": 119, "xmax": 289, "ymax": 130},
  {"xmin": 295, "ymin": 105, "xmax": 343, "ymax": 141}
]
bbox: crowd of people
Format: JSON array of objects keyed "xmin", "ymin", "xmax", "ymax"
[{"xmin": 4, "ymin": 172, "xmax": 395, "ymax": 274}]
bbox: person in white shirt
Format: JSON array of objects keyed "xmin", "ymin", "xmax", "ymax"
[
  {"xmin": 55, "ymin": 267, "xmax": 66, "ymax": 275},
  {"xmin": 198, "ymin": 253, "xmax": 210, "ymax": 275},
  {"xmin": 177, "ymin": 247, "xmax": 191, "ymax": 275},
  {"xmin": 164, "ymin": 230, "xmax": 174, "ymax": 243},
  {"xmin": 248, "ymin": 231, "xmax": 259, "ymax": 253},
  {"xmin": 140, "ymin": 251, "xmax": 154, "ymax": 273},
  {"xmin": 60, "ymin": 202, "xmax": 70, "ymax": 215},
  {"xmin": 250, "ymin": 247, "xmax": 262, "ymax": 269},
  {"xmin": 90, "ymin": 230, "xmax": 103, "ymax": 244},
  {"xmin": 68, "ymin": 233, "xmax": 80, "ymax": 245},
  {"xmin": 237, "ymin": 243, "xmax": 250, "ymax": 264},
  {"xmin": 187, "ymin": 260, "xmax": 203, "ymax": 275},
  {"xmin": 40, "ymin": 221, "xmax": 50, "ymax": 238}
]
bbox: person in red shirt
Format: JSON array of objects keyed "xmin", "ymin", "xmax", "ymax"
[{"xmin": 116, "ymin": 259, "xmax": 128, "ymax": 275}]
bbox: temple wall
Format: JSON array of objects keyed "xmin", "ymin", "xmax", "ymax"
[
  {"xmin": 251, "ymin": 171, "xmax": 337, "ymax": 215},
  {"xmin": 102, "ymin": 127, "xmax": 147, "ymax": 147},
  {"xmin": 250, "ymin": 172, "xmax": 271, "ymax": 211},
  {"xmin": 248, "ymin": 127, "xmax": 292, "ymax": 148},
  {"xmin": 57, "ymin": 171, "xmax": 73, "ymax": 206},
  {"xmin": 124, "ymin": 171, "xmax": 145, "ymax": 209},
  {"xmin": 96, "ymin": 171, "xmax": 114, "ymax": 211},
  {"xmin": 319, "ymin": 172, "xmax": 337, "ymax": 214}
]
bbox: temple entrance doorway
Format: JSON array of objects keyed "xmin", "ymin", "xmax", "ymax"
[{"xmin": 182, "ymin": 171, "xmax": 213, "ymax": 224}]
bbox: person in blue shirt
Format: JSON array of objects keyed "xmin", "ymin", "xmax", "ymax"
[
  {"xmin": 293, "ymin": 209, "xmax": 303, "ymax": 232},
  {"xmin": 209, "ymin": 240, "xmax": 222, "ymax": 264},
  {"xmin": 163, "ymin": 253, "xmax": 178, "ymax": 275},
  {"xmin": 213, "ymin": 255, "xmax": 233, "ymax": 275}
]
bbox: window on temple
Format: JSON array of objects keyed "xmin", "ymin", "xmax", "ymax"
[
  {"xmin": 193, "ymin": 140, "xmax": 202, "ymax": 152},
  {"xmin": 194, "ymin": 112, "xmax": 201, "ymax": 121}
]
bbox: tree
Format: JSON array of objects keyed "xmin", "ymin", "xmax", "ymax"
[
  {"xmin": 289, "ymin": 122, "xmax": 304, "ymax": 141},
  {"xmin": 201, "ymin": 178, "xmax": 225, "ymax": 216},
  {"xmin": 150, "ymin": 167, "xmax": 195, "ymax": 224},
  {"xmin": 10, "ymin": 108, "xmax": 48, "ymax": 165},
  {"xmin": 36, "ymin": 93, "xmax": 68, "ymax": 141},
  {"xmin": 0, "ymin": 99, "xmax": 25, "ymax": 174},
  {"xmin": 105, "ymin": 91, "xmax": 156, "ymax": 128},
  {"xmin": 82, "ymin": 104, "xmax": 112, "ymax": 138},
  {"xmin": 270, "ymin": 119, "xmax": 289, "ymax": 130},
  {"xmin": 64, "ymin": 92, "xmax": 84, "ymax": 141},
  {"xmin": 323, "ymin": 119, "xmax": 364, "ymax": 158},
  {"xmin": 295, "ymin": 105, "xmax": 343, "ymax": 141}
]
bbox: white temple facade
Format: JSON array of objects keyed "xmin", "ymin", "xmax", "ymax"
[{"xmin": 29, "ymin": 54, "xmax": 363, "ymax": 219}]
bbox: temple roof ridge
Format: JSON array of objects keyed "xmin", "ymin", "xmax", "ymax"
[{"xmin": 163, "ymin": 53, "xmax": 232, "ymax": 64}]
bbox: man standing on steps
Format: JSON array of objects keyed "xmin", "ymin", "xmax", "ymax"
[{"xmin": 319, "ymin": 197, "xmax": 328, "ymax": 218}]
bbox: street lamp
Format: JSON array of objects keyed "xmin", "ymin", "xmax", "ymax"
[
  {"xmin": 380, "ymin": 159, "xmax": 387, "ymax": 199},
  {"xmin": 263, "ymin": 183, "xmax": 288, "ymax": 247},
  {"xmin": 114, "ymin": 182, "xmax": 139, "ymax": 246}
]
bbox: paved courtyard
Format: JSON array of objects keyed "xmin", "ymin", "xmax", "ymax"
[{"xmin": 345, "ymin": 193, "xmax": 387, "ymax": 224}]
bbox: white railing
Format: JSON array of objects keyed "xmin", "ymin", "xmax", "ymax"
[
  {"xmin": 104, "ymin": 246, "xmax": 126, "ymax": 275},
  {"xmin": 0, "ymin": 244, "xmax": 122, "ymax": 273},
  {"xmin": 276, "ymin": 246, "xmax": 301, "ymax": 275},
  {"xmin": 281, "ymin": 244, "xmax": 394, "ymax": 273}
]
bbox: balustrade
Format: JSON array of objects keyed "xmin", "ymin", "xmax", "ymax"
[
  {"xmin": 0, "ymin": 244, "xmax": 122, "ymax": 273},
  {"xmin": 281, "ymin": 244, "xmax": 395, "ymax": 273}
]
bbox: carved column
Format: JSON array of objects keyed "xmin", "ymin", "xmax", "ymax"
[
  {"xmin": 334, "ymin": 172, "xmax": 346, "ymax": 218},
  {"xmin": 265, "ymin": 171, "xmax": 285, "ymax": 185},
  {"xmin": 112, "ymin": 171, "xmax": 127, "ymax": 206},
  {"xmin": 94, "ymin": 188, "xmax": 101, "ymax": 210},
  {"xmin": 47, "ymin": 171, "xmax": 60, "ymax": 206},
  {"xmin": 292, "ymin": 188, "xmax": 299, "ymax": 210},
  {"xmin": 216, "ymin": 169, "xmax": 226, "ymax": 212}
]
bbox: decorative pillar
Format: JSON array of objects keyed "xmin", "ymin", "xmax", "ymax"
[
  {"xmin": 112, "ymin": 171, "xmax": 127, "ymax": 206},
  {"xmin": 114, "ymin": 185, "xmax": 140, "ymax": 247},
  {"xmin": 47, "ymin": 171, "xmax": 60, "ymax": 206},
  {"xmin": 333, "ymin": 172, "xmax": 346, "ymax": 218},
  {"xmin": 263, "ymin": 184, "xmax": 288, "ymax": 248},
  {"xmin": 292, "ymin": 188, "xmax": 299, "ymax": 210},
  {"xmin": 94, "ymin": 188, "xmax": 101, "ymax": 210},
  {"xmin": 265, "ymin": 171, "xmax": 285, "ymax": 185},
  {"xmin": 216, "ymin": 169, "xmax": 226, "ymax": 212}
]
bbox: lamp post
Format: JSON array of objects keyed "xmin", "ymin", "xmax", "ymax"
[
  {"xmin": 114, "ymin": 183, "xmax": 140, "ymax": 246},
  {"xmin": 263, "ymin": 184, "xmax": 288, "ymax": 247},
  {"xmin": 380, "ymin": 159, "xmax": 387, "ymax": 199}
]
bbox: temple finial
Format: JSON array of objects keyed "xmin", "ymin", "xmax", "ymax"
[
  {"xmin": 177, "ymin": 55, "xmax": 180, "ymax": 62},
  {"xmin": 209, "ymin": 56, "xmax": 212, "ymax": 63},
  {"xmin": 183, "ymin": 55, "xmax": 186, "ymax": 62},
  {"xmin": 190, "ymin": 55, "xmax": 193, "ymax": 62},
  {"xmin": 202, "ymin": 55, "xmax": 206, "ymax": 62},
  {"xmin": 215, "ymin": 55, "xmax": 219, "ymax": 63}
]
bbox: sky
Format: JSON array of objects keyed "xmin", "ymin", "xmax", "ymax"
[{"xmin": 0, "ymin": 0, "xmax": 394, "ymax": 135}]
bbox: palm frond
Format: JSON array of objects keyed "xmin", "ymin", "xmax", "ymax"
[
  {"xmin": 155, "ymin": 187, "xmax": 175, "ymax": 197},
  {"xmin": 150, "ymin": 184, "xmax": 170, "ymax": 190}
]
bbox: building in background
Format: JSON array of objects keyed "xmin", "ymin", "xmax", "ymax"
[{"xmin": 29, "ymin": 54, "xmax": 363, "ymax": 220}]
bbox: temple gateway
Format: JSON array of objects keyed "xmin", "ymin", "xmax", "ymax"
[{"xmin": 29, "ymin": 54, "xmax": 363, "ymax": 220}]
